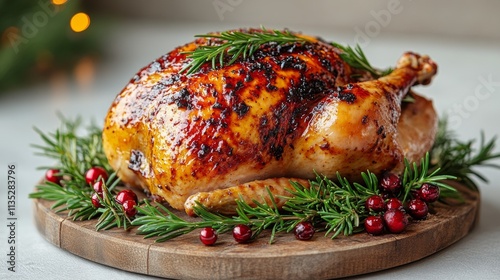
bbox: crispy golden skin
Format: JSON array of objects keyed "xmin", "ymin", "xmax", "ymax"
[{"xmin": 102, "ymin": 30, "xmax": 438, "ymax": 215}]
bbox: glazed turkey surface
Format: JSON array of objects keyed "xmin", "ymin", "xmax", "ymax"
[{"xmin": 102, "ymin": 30, "xmax": 438, "ymax": 215}]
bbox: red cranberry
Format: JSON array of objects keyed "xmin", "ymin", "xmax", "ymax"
[
  {"xmin": 383, "ymin": 209, "xmax": 408, "ymax": 233},
  {"xmin": 199, "ymin": 227, "xmax": 217, "ymax": 246},
  {"xmin": 45, "ymin": 169, "xmax": 62, "ymax": 185},
  {"xmin": 233, "ymin": 224, "xmax": 252, "ymax": 243},
  {"xmin": 91, "ymin": 193, "xmax": 103, "ymax": 208},
  {"xmin": 116, "ymin": 189, "xmax": 138, "ymax": 204},
  {"xmin": 380, "ymin": 173, "xmax": 402, "ymax": 194},
  {"xmin": 122, "ymin": 200, "xmax": 138, "ymax": 218},
  {"xmin": 365, "ymin": 195, "xmax": 386, "ymax": 212},
  {"xmin": 85, "ymin": 167, "xmax": 108, "ymax": 184},
  {"xmin": 364, "ymin": 216, "xmax": 384, "ymax": 235},
  {"xmin": 407, "ymin": 199, "xmax": 429, "ymax": 220},
  {"xmin": 385, "ymin": 198, "xmax": 404, "ymax": 211},
  {"xmin": 418, "ymin": 183, "xmax": 440, "ymax": 203},
  {"xmin": 93, "ymin": 181, "xmax": 104, "ymax": 194},
  {"xmin": 293, "ymin": 221, "xmax": 315, "ymax": 241},
  {"xmin": 380, "ymin": 192, "xmax": 393, "ymax": 200}
]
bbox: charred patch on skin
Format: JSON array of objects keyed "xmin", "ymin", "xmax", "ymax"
[
  {"xmin": 233, "ymin": 102, "xmax": 250, "ymax": 118},
  {"xmin": 168, "ymin": 88, "xmax": 193, "ymax": 109},
  {"xmin": 278, "ymin": 56, "xmax": 307, "ymax": 70},
  {"xmin": 128, "ymin": 150, "xmax": 145, "ymax": 172},
  {"xmin": 128, "ymin": 149, "xmax": 151, "ymax": 178},
  {"xmin": 339, "ymin": 91, "xmax": 356, "ymax": 104},
  {"xmin": 377, "ymin": 125, "xmax": 386, "ymax": 138}
]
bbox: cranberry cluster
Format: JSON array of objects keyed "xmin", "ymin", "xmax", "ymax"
[
  {"xmin": 364, "ymin": 173, "xmax": 440, "ymax": 235},
  {"xmin": 46, "ymin": 166, "xmax": 140, "ymax": 218},
  {"xmin": 116, "ymin": 189, "xmax": 139, "ymax": 217},
  {"xmin": 85, "ymin": 167, "xmax": 138, "ymax": 217}
]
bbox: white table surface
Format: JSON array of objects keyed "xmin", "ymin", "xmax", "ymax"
[{"xmin": 1, "ymin": 20, "xmax": 499, "ymax": 280}]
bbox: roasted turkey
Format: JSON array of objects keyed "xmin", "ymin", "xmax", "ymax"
[{"xmin": 102, "ymin": 29, "xmax": 438, "ymax": 216}]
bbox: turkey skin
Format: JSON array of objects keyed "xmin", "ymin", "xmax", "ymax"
[{"xmin": 102, "ymin": 29, "xmax": 438, "ymax": 215}]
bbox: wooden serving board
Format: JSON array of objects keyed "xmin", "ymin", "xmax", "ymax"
[{"xmin": 33, "ymin": 183, "xmax": 479, "ymax": 280}]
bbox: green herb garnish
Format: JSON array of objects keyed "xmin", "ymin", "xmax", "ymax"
[
  {"xmin": 430, "ymin": 118, "xmax": 500, "ymax": 191},
  {"xmin": 181, "ymin": 28, "xmax": 308, "ymax": 74},
  {"xmin": 132, "ymin": 153, "xmax": 456, "ymax": 243},
  {"xmin": 330, "ymin": 43, "xmax": 393, "ymax": 78},
  {"xmin": 181, "ymin": 28, "xmax": 392, "ymax": 78},
  {"xmin": 28, "ymin": 114, "xmax": 134, "ymax": 230},
  {"xmin": 28, "ymin": 115, "xmax": 498, "ymax": 242}
]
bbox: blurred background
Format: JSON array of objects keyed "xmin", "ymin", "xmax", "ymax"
[
  {"xmin": 1, "ymin": 0, "xmax": 499, "ymax": 96},
  {"xmin": 1, "ymin": 1, "xmax": 500, "ymax": 279}
]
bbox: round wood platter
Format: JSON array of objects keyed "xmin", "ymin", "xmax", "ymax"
[{"xmin": 33, "ymin": 182, "xmax": 479, "ymax": 279}]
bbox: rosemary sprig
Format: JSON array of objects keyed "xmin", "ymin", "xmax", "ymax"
[
  {"xmin": 29, "ymin": 173, "xmax": 133, "ymax": 230},
  {"xmin": 29, "ymin": 181, "xmax": 98, "ymax": 220},
  {"xmin": 94, "ymin": 180, "xmax": 135, "ymax": 231},
  {"xmin": 330, "ymin": 43, "xmax": 393, "ymax": 78},
  {"xmin": 401, "ymin": 153, "xmax": 457, "ymax": 202},
  {"xmin": 181, "ymin": 28, "xmax": 392, "ymax": 78},
  {"xmin": 181, "ymin": 28, "xmax": 309, "ymax": 74},
  {"xmin": 29, "ymin": 114, "xmax": 133, "ymax": 230},
  {"xmin": 430, "ymin": 118, "xmax": 500, "ymax": 191},
  {"xmin": 29, "ymin": 115, "xmax": 499, "ymax": 243},
  {"xmin": 132, "ymin": 154, "xmax": 455, "ymax": 243},
  {"xmin": 31, "ymin": 113, "xmax": 112, "ymax": 184},
  {"xmin": 133, "ymin": 188, "xmax": 302, "ymax": 244},
  {"xmin": 133, "ymin": 200, "xmax": 209, "ymax": 242}
]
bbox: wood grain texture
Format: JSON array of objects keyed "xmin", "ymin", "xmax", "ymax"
[{"xmin": 32, "ymin": 183, "xmax": 479, "ymax": 279}]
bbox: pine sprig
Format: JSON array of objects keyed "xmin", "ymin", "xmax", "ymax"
[{"xmin": 181, "ymin": 28, "xmax": 309, "ymax": 74}]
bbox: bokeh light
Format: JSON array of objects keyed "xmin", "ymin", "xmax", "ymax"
[
  {"xmin": 51, "ymin": 0, "xmax": 68, "ymax": 5},
  {"xmin": 70, "ymin": 12, "xmax": 91, "ymax": 33},
  {"xmin": 1, "ymin": 26, "xmax": 20, "ymax": 47}
]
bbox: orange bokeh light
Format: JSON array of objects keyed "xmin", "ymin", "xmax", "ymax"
[
  {"xmin": 70, "ymin": 12, "xmax": 90, "ymax": 33},
  {"xmin": 52, "ymin": 0, "xmax": 68, "ymax": 5},
  {"xmin": 1, "ymin": 26, "xmax": 20, "ymax": 46}
]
